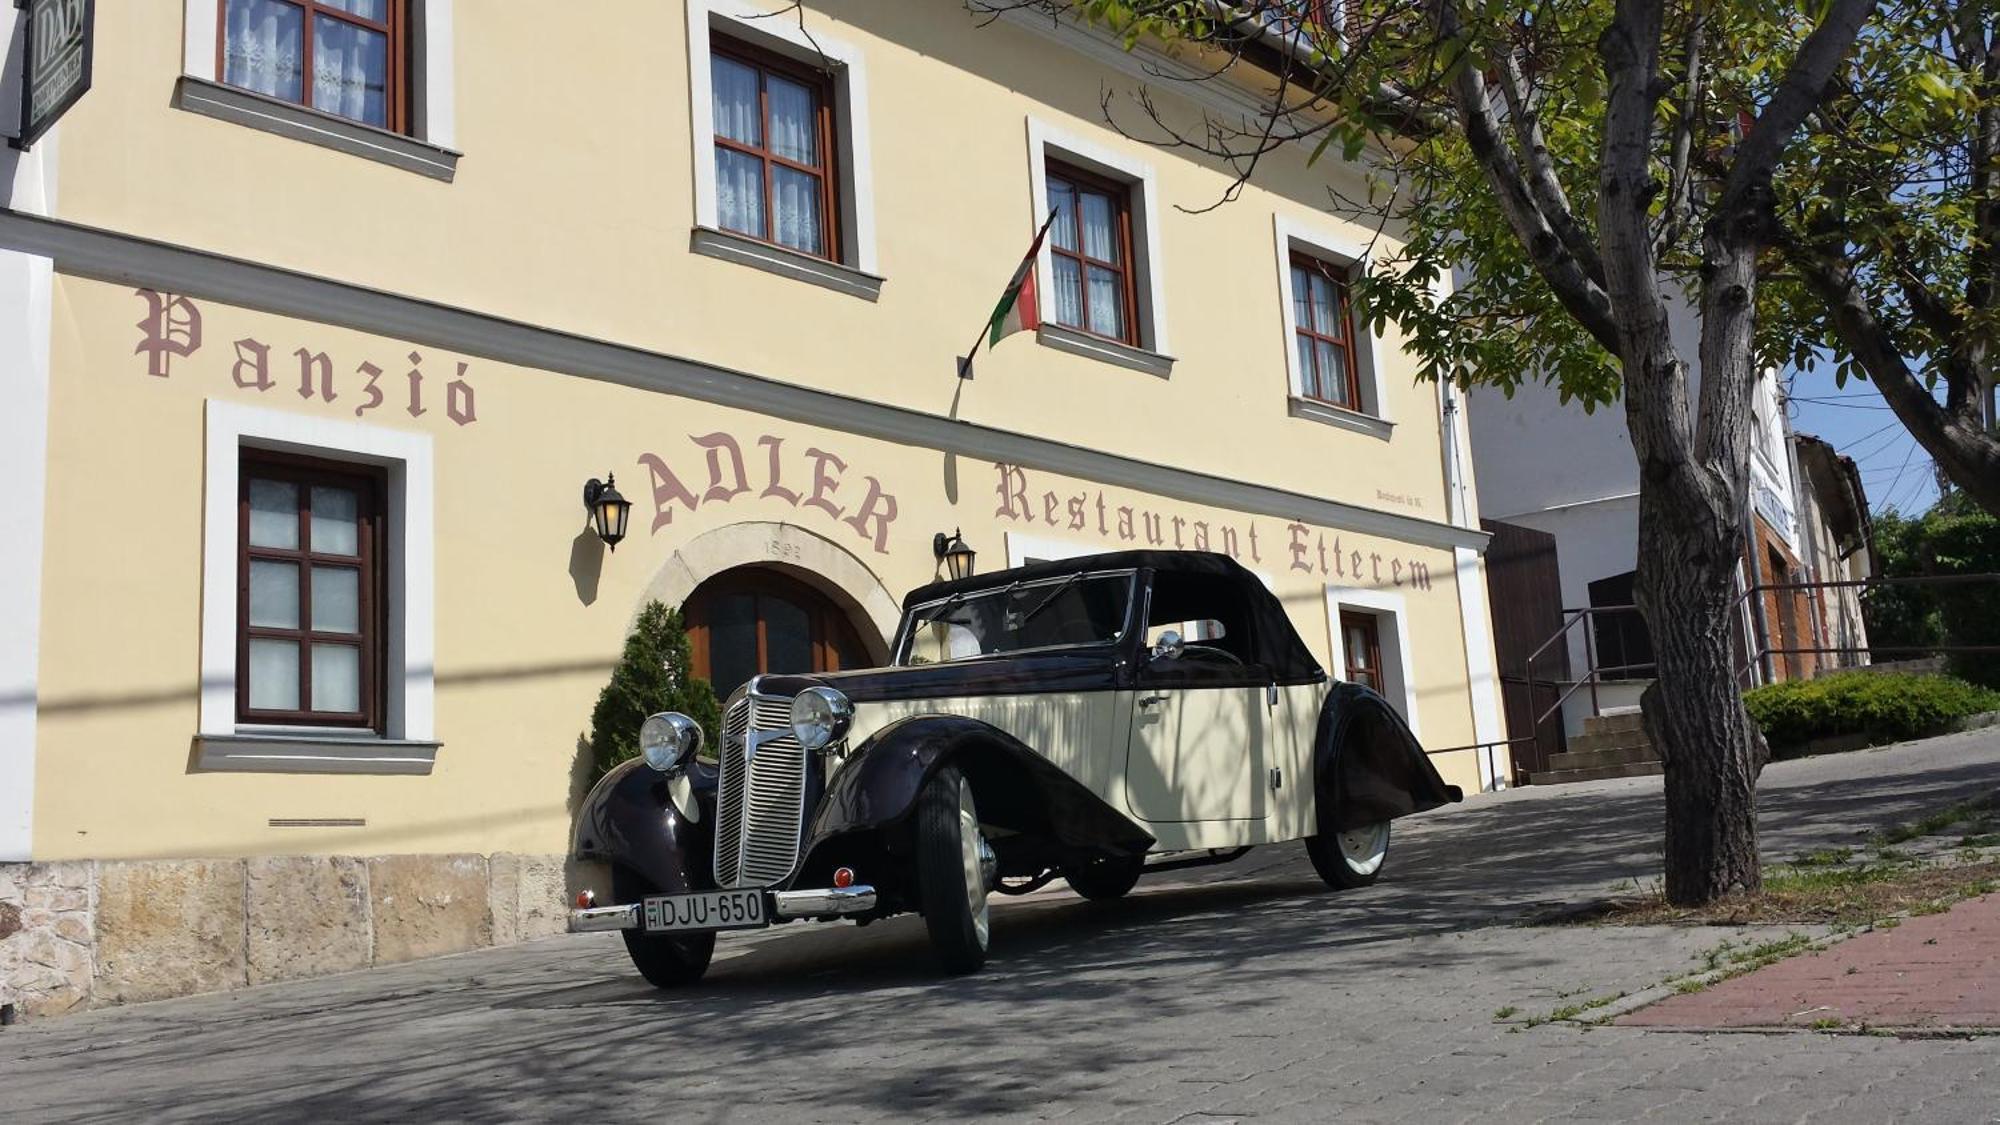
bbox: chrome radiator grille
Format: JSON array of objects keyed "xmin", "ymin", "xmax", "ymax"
[{"xmin": 712, "ymin": 685, "xmax": 808, "ymax": 889}]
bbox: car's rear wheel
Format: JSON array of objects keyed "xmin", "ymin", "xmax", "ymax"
[
  {"xmin": 914, "ymin": 764, "xmax": 993, "ymax": 974},
  {"xmin": 1305, "ymin": 820, "xmax": 1390, "ymax": 890},
  {"xmin": 613, "ymin": 866, "xmax": 716, "ymax": 988},
  {"xmin": 1061, "ymin": 852, "xmax": 1145, "ymax": 900}
]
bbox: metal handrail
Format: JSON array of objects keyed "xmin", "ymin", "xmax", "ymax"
[
  {"xmin": 1521, "ymin": 604, "xmax": 1651, "ymax": 733},
  {"xmin": 1508, "ymin": 572, "xmax": 2000, "ymax": 778}
]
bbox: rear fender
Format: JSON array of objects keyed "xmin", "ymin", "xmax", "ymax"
[
  {"xmin": 1313, "ymin": 683, "xmax": 1464, "ymax": 833},
  {"xmin": 572, "ymin": 758, "xmax": 714, "ymax": 896},
  {"xmin": 802, "ymin": 715, "xmax": 1155, "ymax": 866}
]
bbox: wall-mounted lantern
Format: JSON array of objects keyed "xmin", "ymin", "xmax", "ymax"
[
  {"xmin": 584, "ymin": 473, "xmax": 632, "ymax": 551},
  {"xmin": 933, "ymin": 529, "xmax": 976, "ymax": 581}
]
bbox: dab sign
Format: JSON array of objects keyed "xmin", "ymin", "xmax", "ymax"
[{"xmin": 9, "ymin": 0, "xmax": 93, "ymax": 151}]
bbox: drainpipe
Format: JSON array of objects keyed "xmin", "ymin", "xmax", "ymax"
[
  {"xmin": 1438, "ymin": 378, "xmax": 1504, "ymax": 790},
  {"xmin": 1780, "ymin": 406, "xmax": 1828, "ymax": 674}
]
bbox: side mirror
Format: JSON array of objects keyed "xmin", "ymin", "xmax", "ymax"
[{"xmin": 1149, "ymin": 629, "xmax": 1185, "ymax": 663}]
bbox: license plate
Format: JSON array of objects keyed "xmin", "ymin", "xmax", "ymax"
[{"xmin": 643, "ymin": 889, "xmax": 767, "ymax": 933}]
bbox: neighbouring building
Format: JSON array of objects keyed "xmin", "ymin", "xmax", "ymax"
[
  {"xmin": 1, "ymin": 2, "xmax": 1508, "ymax": 1018},
  {"xmin": 1470, "ymin": 328, "xmax": 1874, "ymax": 781}
]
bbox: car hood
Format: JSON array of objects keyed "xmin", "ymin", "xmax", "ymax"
[{"xmin": 753, "ymin": 649, "xmax": 1125, "ymax": 703}]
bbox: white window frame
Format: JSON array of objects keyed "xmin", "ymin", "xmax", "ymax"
[
  {"xmin": 179, "ymin": 0, "xmax": 459, "ymax": 178},
  {"xmin": 1273, "ymin": 214, "xmax": 1392, "ymax": 437},
  {"xmin": 685, "ymin": 0, "xmax": 882, "ymax": 298},
  {"xmin": 196, "ymin": 400, "xmax": 438, "ymax": 774},
  {"xmin": 1325, "ymin": 585, "xmax": 1420, "ymax": 738},
  {"xmin": 1026, "ymin": 117, "xmax": 1174, "ymax": 376}
]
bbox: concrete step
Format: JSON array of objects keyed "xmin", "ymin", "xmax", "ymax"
[
  {"xmin": 1582, "ymin": 711, "xmax": 1645, "ymax": 737},
  {"xmin": 1544, "ymin": 745, "xmax": 1660, "ymax": 772},
  {"xmin": 1530, "ymin": 761, "xmax": 1665, "ymax": 785},
  {"xmin": 1565, "ymin": 730, "xmax": 1655, "ymax": 756}
]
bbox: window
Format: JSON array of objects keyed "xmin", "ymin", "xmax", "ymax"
[
  {"xmin": 217, "ymin": 0, "xmax": 407, "ymax": 132},
  {"xmin": 710, "ymin": 38, "xmax": 840, "ymax": 261},
  {"xmin": 238, "ymin": 453, "xmax": 386, "ymax": 729},
  {"xmin": 1340, "ymin": 611, "xmax": 1383, "ymax": 692},
  {"xmin": 1273, "ymin": 217, "xmax": 1386, "ymax": 429},
  {"xmin": 1046, "ymin": 161, "xmax": 1139, "ymax": 345},
  {"xmin": 1326, "ymin": 587, "xmax": 1419, "ymax": 734},
  {"xmin": 1290, "ymin": 253, "xmax": 1363, "ymax": 410},
  {"xmin": 198, "ymin": 402, "xmax": 436, "ymax": 772},
  {"xmin": 1025, "ymin": 120, "xmax": 1171, "ymax": 372},
  {"xmin": 1585, "ymin": 570, "xmax": 1654, "ymax": 682}
]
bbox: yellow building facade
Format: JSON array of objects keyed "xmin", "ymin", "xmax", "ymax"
[{"xmin": 1, "ymin": 1, "xmax": 1505, "ymax": 1016}]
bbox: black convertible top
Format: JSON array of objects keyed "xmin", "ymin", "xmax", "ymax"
[{"xmin": 902, "ymin": 550, "xmax": 1326, "ymax": 682}]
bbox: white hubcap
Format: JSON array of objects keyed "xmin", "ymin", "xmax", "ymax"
[
  {"xmin": 957, "ymin": 779, "xmax": 990, "ymax": 948},
  {"xmin": 1337, "ymin": 821, "xmax": 1389, "ymax": 875}
]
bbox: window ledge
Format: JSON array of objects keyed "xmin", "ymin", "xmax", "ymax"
[
  {"xmin": 193, "ymin": 732, "xmax": 442, "ymax": 775},
  {"xmin": 173, "ymin": 77, "xmax": 460, "ymax": 182},
  {"xmin": 1035, "ymin": 324, "xmax": 1176, "ymax": 378},
  {"xmin": 690, "ymin": 226, "xmax": 885, "ymax": 301},
  {"xmin": 1289, "ymin": 396, "xmax": 1394, "ymax": 439}
]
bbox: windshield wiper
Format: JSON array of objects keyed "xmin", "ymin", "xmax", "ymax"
[
  {"xmin": 1017, "ymin": 572, "xmax": 1085, "ymax": 629},
  {"xmin": 912, "ymin": 589, "xmax": 970, "ymax": 629}
]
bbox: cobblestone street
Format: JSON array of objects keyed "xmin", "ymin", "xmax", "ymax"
[{"xmin": 4, "ymin": 730, "xmax": 1998, "ymax": 1124}]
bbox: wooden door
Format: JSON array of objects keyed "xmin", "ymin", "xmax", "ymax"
[{"xmin": 683, "ymin": 568, "xmax": 867, "ymax": 701}]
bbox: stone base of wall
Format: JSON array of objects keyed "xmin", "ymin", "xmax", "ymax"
[{"xmin": 1, "ymin": 852, "xmax": 570, "ymax": 1021}]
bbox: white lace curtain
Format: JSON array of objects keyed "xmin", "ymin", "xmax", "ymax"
[
  {"xmin": 222, "ymin": 0, "xmax": 388, "ymax": 128},
  {"xmin": 713, "ymin": 54, "xmax": 826, "ymax": 256}
]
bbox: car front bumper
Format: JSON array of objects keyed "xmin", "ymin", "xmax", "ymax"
[{"xmin": 568, "ymin": 884, "xmax": 878, "ymax": 934}]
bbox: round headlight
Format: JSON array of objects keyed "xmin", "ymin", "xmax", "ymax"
[
  {"xmin": 639, "ymin": 712, "xmax": 702, "ymax": 773},
  {"xmin": 790, "ymin": 687, "xmax": 854, "ymax": 752}
]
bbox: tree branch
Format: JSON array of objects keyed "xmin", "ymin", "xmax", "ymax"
[
  {"xmin": 1435, "ymin": 1, "xmax": 1620, "ymax": 351},
  {"xmin": 1496, "ymin": 45, "xmax": 1608, "ymax": 288},
  {"xmin": 1789, "ymin": 242, "xmax": 2000, "ymax": 512}
]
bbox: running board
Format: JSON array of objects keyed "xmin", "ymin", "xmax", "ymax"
[{"xmin": 1141, "ymin": 847, "xmax": 1253, "ymax": 875}]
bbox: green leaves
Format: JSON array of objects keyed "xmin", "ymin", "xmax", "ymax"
[{"xmin": 585, "ymin": 602, "xmax": 722, "ymax": 782}]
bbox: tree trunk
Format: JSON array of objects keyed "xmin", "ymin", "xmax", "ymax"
[{"xmin": 1633, "ymin": 485, "xmax": 1764, "ymax": 904}]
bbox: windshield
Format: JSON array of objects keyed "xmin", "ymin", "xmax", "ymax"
[{"xmin": 898, "ymin": 572, "xmax": 1135, "ymax": 665}]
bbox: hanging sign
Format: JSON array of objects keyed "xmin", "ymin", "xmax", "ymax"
[{"xmin": 9, "ymin": 0, "xmax": 93, "ymax": 151}]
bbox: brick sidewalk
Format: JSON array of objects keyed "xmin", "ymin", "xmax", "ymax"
[{"xmin": 1622, "ymin": 891, "xmax": 2000, "ymax": 1030}]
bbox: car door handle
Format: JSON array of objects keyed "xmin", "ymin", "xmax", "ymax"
[{"xmin": 1138, "ymin": 694, "xmax": 1170, "ymax": 708}]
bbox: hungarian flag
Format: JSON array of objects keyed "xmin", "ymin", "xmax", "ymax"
[{"xmin": 986, "ymin": 209, "xmax": 1060, "ymax": 346}]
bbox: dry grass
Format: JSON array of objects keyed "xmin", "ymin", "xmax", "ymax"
[
  {"xmin": 1589, "ymin": 860, "xmax": 2000, "ymax": 927},
  {"xmin": 1554, "ymin": 794, "xmax": 2000, "ymax": 928}
]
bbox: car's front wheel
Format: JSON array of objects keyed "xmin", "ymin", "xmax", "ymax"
[
  {"xmin": 613, "ymin": 866, "xmax": 716, "ymax": 988},
  {"xmin": 914, "ymin": 764, "xmax": 993, "ymax": 974},
  {"xmin": 1304, "ymin": 820, "xmax": 1390, "ymax": 890},
  {"xmin": 1061, "ymin": 852, "xmax": 1145, "ymax": 900}
]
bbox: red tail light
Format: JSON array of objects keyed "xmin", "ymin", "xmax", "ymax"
[{"xmin": 833, "ymin": 867, "xmax": 855, "ymax": 889}]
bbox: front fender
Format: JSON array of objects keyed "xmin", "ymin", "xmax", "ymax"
[
  {"xmin": 1314, "ymin": 683, "xmax": 1463, "ymax": 833},
  {"xmin": 805, "ymin": 715, "xmax": 1155, "ymax": 858},
  {"xmin": 572, "ymin": 759, "xmax": 713, "ymax": 897}
]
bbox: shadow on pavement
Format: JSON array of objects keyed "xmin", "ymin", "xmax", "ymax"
[{"xmin": 11, "ymin": 749, "xmax": 1998, "ymax": 1123}]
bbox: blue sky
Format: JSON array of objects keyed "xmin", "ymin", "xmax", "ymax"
[{"xmin": 1783, "ymin": 368, "xmax": 1943, "ymax": 516}]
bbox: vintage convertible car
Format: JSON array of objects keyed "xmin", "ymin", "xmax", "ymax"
[{"xmin": 568, "ymin": 550, "xmax": 1461, "ymax": 984}]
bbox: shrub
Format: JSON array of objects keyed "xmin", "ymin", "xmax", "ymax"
[
  {"xmin": 1744, "ymin": 671, "xmax": 2000, "ymax": 752},
  {"xmin": 586, "ymin": 601, "xmax": 721, "ymax": 782}
]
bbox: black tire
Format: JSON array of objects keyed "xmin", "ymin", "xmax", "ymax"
[
  {"xmin": 613, "ymin": 867, "xmax": 715, "ymax": 988},
  {"xmin": 1304, "ymin": 821, "xmax": 1391, "ymax": 890},
  {"xmin": 1061, "ymin": 853, "xmax": 1145, "ymax": 900},
  {"xmin": 914, "ymin": 764, "xmax": 991, "ymax": 974}
]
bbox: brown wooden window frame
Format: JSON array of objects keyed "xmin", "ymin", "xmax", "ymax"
[
  {"xmin": 236, "ymin": 451, "xmax": 389, "ymax": 731},
  {"xmin": 1340, "ymin": 610, "xmax": 1384, "ymax": 695},
  {"xmin": 1046, "ymin": 160, "xmax": 1143, "ymax": 347},
  {"xmin": 1291, "ymin": 251, "xmax": 1367, "ymax": 411},
  {"xmin": 710, "ymin": 36, "xmax": 844, "ymax": 264},
  {"xmin": 214, "ymin": 0, "xmax": 412, "ymax": 134}
]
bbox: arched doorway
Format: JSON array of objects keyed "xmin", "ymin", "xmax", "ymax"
[{"xmin": 683, "ymin": 567, "xmax": 870, "ymax": 701}]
